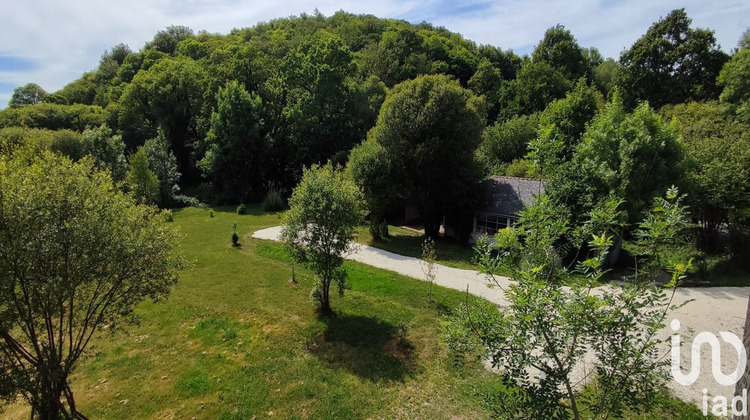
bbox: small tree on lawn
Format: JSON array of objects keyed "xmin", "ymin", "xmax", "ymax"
[
  {"xmin": 449, "ymin": 189, "xmax": 692, "ymax": 419},
  {"xmin": 0, "ymin": 151, "xmax": 181, "ymax": 419},
  {"xmin": 282, "ymin": 163, "xmax": 364, "ymax": 313}
]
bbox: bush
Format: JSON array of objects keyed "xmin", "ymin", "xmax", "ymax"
[
  {"xmin": 50, "ymin": 130, "xmax": 84, "ymax": 160},
  {"xmin": 0, "ymin": 103, "xmax": 106, "ymax": 131},
  {"xmin": 379, "ymin": 220, "xmax": 389, "ymax": 238},
  {"xmin": 236, "ymin": 204, "xmax": 247, "ymax": 215},
  {"xmin": 161, "ymin": 209, "xmax": 174, "ymax": 222},
  {"xmin": 231, "ymin": 222, "xmax": 239, "ymax": 246},
  {"xmin": 261, "ymin": 188, "xmax": 285, "ymax": 212},
  {"xmin": 173, "ymin": 194, "xmax": 199, "ymax": 208},
  {"xmin": 208, "ymin": 209, "xmax": 215, "ymax": 218},
  {"xmin": 505, "ymin": 158, "xmax": 540, "ymax": 178}
]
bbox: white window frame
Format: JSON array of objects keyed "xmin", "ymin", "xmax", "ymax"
[{"xmin": 475, "ymin": 213, "xmax": 512, "ymax": 236}]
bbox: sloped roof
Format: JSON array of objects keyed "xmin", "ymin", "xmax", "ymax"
[{"xmin": 478, "ymin": 176, "xmax": 545, "ymax": 216}]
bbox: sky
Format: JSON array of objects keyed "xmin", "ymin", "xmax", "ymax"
[{"xmin": 0, "ymin": 0, "xmax": 748, "ymax": 108}]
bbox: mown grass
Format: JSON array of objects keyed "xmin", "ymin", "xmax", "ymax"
[
  {"xmin": 356, "ymin": 224, "xmax": 479, "ymax": 270},
  {"xmin": 1, "ymin": 206, "xmax": 709, "ymax": 419}
]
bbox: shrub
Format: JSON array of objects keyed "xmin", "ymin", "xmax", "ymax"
[
  {"xmin": 50, "ymin": 130, "xmax": 84, "ymax": 160},
  {"xmin": 379, "ymin": 220, "xmax": 389, "ymax": 238},
  {"xmin": 231, "ymin": 222, "xmax": 239, "ymax": 246},
  {"xmin": 236, "ymin": 204, "xmax": 247, "ymax": 215},
  {"xmin": 505, "ymin": 158, "xmax": 540, "ymax": 178},
  {"xmin": 161, "ymin": 209, "xmax": 174, "ymax": 222},
  {"xmin": 173, "ymin": 194, "xmax": 199, "ymax": 208},
  {"xmin": 208, "ymin": 209, "xmax": 215, "ymax": 218}
]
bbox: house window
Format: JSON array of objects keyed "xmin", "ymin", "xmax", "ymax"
[{"xmin": 475, "ymin": 213, "xmax": 511, "ymax": 236}]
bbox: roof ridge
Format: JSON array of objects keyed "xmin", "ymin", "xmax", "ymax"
[{"xmin": 489, "ymin": 175, "xmax": 545, "ymax": 182}]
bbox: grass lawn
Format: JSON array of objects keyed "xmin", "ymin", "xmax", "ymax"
[
  {"xmin": 2, "ymin": 206, "xmax": 710, "ymax": 419},
  {"xmin": 356, "ymin": 224, "xmax": 478, "ymax": 270}
]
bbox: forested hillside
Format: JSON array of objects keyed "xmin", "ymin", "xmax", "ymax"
[{"xmin": 2, "ymin": 9, "xmax": 749, "ymax": 274}]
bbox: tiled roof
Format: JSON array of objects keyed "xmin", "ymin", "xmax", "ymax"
[{"xmin": 478, "ymin": 176, "xmax": 545, "ymax": 216}]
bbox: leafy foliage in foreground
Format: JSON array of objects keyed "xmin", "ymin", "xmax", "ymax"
[
  {"xmin": 0, "ymin": 151, "xmax": 181, "ymax": 418},
  {"xmin": 449, "ymin": 189, "xmax": 692, "ymax": 419}
]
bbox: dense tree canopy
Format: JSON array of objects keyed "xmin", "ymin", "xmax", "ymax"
[
  {"xmin": 497, "ymin": 60, "xmax": 572, "ymax": 121},
  {"xmin": 119, "ymin": 56, "xmax": 207, "ymax": 180},
  {"xmin": 82, "ymin": 124, "xmax": 128, "ymax": 181},
  {"xmin": 530, "ymin": 79, "xmax": 602, "ymax": 166},
  {"xmin": 198, "ymin": 80, "xmax": 269, "ymax": 202},
  {"xmin": 662, "ymin": 101, "xmax": 750, "ymax": 248},
  {"xmin": 0, "ymin": 103, "xmax": 105, "ymax": 132},
  {"xmin": 0, "ymin": 10, "xmax": 742, "ymax": 245},
  {"xmin": 477, "ymin": 113, "xmax": 539, "ymax": 175},
  {"xmin": 371, "ymin": 74, "xmax": 485, "ymax": 237},
  {"xmin": 548, "ymin": 93, "xmax": 683, "ymax": 226},
  {"xmin": 532, "ymin": 25, "xmax": 589, "ymax": 81},
  {"xmin": 718, "ymin": 49, "xmax": 750, "ymax": 124},
  {"xmin": 8, "ymin": 83, "xmax": 48, "ymax": 108},
  {"xmin": 346, "ymin": 139, "xmax": 393, "ymax": 239},
  {"xmin": 616, "ymin": 9, "xmax": 729, "ymax": 109}
]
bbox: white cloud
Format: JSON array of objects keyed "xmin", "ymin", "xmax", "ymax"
[{"xmin": 0, "ymin": 0, "xmax": 747, "ymax": 105}]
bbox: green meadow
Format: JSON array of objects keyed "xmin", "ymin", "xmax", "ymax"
[{"xmin": 2, "ymin": 206, "xmax": 708, "ymax": 419}]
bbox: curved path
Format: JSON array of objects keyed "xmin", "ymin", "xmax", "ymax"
[{"xmin": 253, "ymin": 226, "xmax": 749, "ymax": 407}]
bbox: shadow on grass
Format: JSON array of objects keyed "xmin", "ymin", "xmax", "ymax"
[{"xmin": 306, "ymin": 313, "xmax": 416, "ymax": 382}]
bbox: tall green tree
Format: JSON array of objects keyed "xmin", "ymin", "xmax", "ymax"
[
  {"xmin": 81, "ymin": 124, "xmax": 128, "ymax": 182},
  {"xmin": 497, "ymin": 60, "xmax": 572, "ymax": 121},
  {"xmin": 477, "ymin": 113, "xmax": 539, "ymax": 175},
  {"xmin": 8, "ymin": 83, "xmax": 47, "ymax": 108},
  {"xmin": 468, "ymin": 58, "xmax": 504, "ymax": 122},
  {"xmin": 371, "ymin": 74, "xmax": 485, "ymax": 237},
  {"xmin": 532, "ymin": 25, "xmax": 589, "ymax": 81},
  {"xmin": 281, "ymin": 31, "xmax": 359, "ymax": 168},
  {"xmin": 142, "ymin": 129, "xmax": 181, "ymax": 207},
  {"xmin": 119, "ymin": 57, "xmax": 206, "ymax": 181},
  {"xmin": 346, "ymin": 139, "xmax": 393, "ymax": 239},
  {"xmin": 718, "ymin": 48, "xmax": 750, "ymax": 124},
  {"xmin": 127, "ymin": 148, "xmax": 160, "ymax": 205},
  {"xmin": 548, "ymin": 92, "xmax": 683, "ymax": 226},
  {"xmin": 529, "ymin": 78, "xmax": 602, "ymax": 166},
  {"xmin": 198, "ymin": 80, "xmax": 269, "ymax": 203},
  {"xmin": 282, "ymin": 163, "xmax": 364, "ymax": 312},
  {"xmin": 616, "ymin": 9, "xmax": 729, "ymax": 109},
  {"xmin": 661, "ymin": 101, "xmax": 750, "ymax": 249},
  {"xmin": 0, "ymin": 151, "xmax": 180, "ymax": 419},
  {"xmin": 592, "ymin": 58, "xmax": 619, "ymax": 96}
]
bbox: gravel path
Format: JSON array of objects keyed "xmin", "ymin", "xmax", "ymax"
[{"xmin": 252, "ymin": 226, "xmax": 749, "ymax": 407}]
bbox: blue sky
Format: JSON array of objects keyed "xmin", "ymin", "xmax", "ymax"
[{"xmin": 1, "ymin": 0, "xmax": 748, "ymax": 108}]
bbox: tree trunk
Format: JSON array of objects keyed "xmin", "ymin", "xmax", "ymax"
[
  {"xmin": 35, "ymin": 380, "xmax": 66, "ymax": 420},
  {"xmin": 369, "ymin": 214, "xmax": 382, "ymax": 240},
  {"xmin": 321, "ymin": 277, "xmax": 331, "ymax": 314},
  {"xmin": 734, "ymin": 293, "xmax": 750, "ymax": 420}
]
